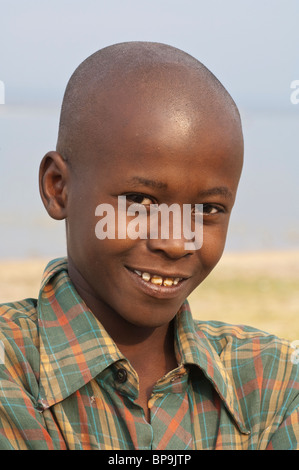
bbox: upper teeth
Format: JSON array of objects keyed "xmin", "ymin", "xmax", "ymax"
[{"xmin": 134, "ymin": 270, "xmax": 181, "ymax": 286}]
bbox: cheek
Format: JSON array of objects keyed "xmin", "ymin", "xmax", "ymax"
[
  {"xmin": 67, "ymin": 210, "xmax": 136, "ymax": 276},
  {"xmin": 196, "ymin": 225, "xmax": 228, "ymax": 277}
]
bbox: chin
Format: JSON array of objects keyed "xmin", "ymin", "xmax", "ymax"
[{"xmin": 120, "ymin": 303, "xmax": 181, "ymax": 329}]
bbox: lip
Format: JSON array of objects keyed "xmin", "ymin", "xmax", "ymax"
[{"xmin": 125, "ymin": 266, "xmax": 190, "ymax": 299}]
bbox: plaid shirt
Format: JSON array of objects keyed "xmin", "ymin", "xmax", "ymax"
[{"xmin": 0, "ymin": 258, "xmax": 298, "ymax": 450}]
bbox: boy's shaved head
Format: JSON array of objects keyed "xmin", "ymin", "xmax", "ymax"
[{"xmin": 56, "ymin": 41, "xmax": 242, "ymax": 166}]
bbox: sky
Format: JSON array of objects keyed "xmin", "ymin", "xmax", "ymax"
[
  {"xmin": 1, "ymin": 0, "xmax": 299, "ymax": 107},
  {"xmin": 0, "ymin": 0, "xmax": 298, "ymax": 257}
]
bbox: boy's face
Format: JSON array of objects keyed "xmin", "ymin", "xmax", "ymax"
[
  {"xmin": 42, "ymin": 70, "xmax": 243, "ymax": 332},
  {"xmin": 62, "ymin": 78, "xmax": 243, "ymax": 331}
]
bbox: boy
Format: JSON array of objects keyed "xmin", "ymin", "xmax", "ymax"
[{"xmin": 0, "ymin": 42, "xmax": 298, "ymax": 450}]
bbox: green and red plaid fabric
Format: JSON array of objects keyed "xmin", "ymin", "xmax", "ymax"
[{"xmin": 0, "ymin": 258, "xmax": 298, "ymax": 450}]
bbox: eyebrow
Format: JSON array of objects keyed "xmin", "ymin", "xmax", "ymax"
[
  {"xmin": 198, "ymin": 187, "xmax": 233, "ymax": 200},
  {"xmin": 127, "ymin": 177, "xmax": 233, "ymax": 200},
  {"xmin": 127, "ymin": 176, "xmax": 168, "ymax": 190}
]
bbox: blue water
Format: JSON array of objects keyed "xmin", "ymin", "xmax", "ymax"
[{"xmin": 0, "ymin": 104, "xmax": 298, "ymax": 258}]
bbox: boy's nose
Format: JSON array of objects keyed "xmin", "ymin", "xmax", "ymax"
[{"xmin": 146, "ymin": 236, "xmax": 194, "ymax": 260}]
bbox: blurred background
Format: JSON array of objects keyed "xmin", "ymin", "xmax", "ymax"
[{"xmin": 0, "ymin": 0, "xmax": 298, "ymax": 339}]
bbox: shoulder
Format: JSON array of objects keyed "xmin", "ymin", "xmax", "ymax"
[
  {"xmin": 194, "ymin": 319, "xmax": 299, "ymax": 398},
  {"xmin": 193, "ymin": 319, "xmax": 297, "ymax": 366},
  {"xmin": 0, "ymin": 298, "xmax": 38, "ymax": 341},
  {"xmin": 192, "ymin": 320, "xmax": 299, "ymax": 447},
  {"xmin": 193, "ymin": 318, "xmax": 294, "ymax": 352},
  {"xmin": 0, "ymin": 299, "xmax": 40, "ymax": 387}
]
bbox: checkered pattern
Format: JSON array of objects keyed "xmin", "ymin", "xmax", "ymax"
[{"xmin": 0, "ymin": 258, "xmax": 298, "ymax": 449}]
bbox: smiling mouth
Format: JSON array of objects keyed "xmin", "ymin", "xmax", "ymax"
[{"xmin": 126, "ymin": 266, "xmax": 187, "ymax": 287}]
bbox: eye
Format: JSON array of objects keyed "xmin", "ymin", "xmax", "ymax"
[
  {"xmin": 203, "ymin": 204, "xmax": 222, "ymax": 215},
  {"xmin": 125, "ymin": 193, "xmax": 155, "ymax": 206},
  {"xmin": 194, "ymin": 204, "xmax": 224, "ymax": 215}
]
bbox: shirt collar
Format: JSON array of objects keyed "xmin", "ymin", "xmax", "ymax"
[
  {"xmin": 174, "ymin": 303, "xmax": 250, "ymax": 434},
  {"xmin": 37, "ymin": 258, "xmax": 249, "ymax": 434},
  {"xmin": 37, "ymin": 258, "xmax": 125, "ymax": 408}
]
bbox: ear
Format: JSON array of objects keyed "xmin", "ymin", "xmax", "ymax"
[{"xmin": 39, "ymin": 151, "xmax": 68, "ymax": 220}]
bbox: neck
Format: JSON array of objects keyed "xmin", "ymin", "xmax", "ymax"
[{"xmin": 116, "ymin": 320, "xmax": 176, "ymax": 370}]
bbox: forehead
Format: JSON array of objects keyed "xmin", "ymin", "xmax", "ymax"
[
  {"xmin": 82, "ymin": 119, "xmax": 242, "ymax": 208},
  {"xmin": 71, "ymin": 64, "xmax": 243, "ymax": 198},
  {"xmin": 85, "ymin": 66, "xmax": 242, "ymax": 155}
]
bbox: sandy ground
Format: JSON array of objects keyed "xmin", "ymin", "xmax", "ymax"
[
  {"xmin": 0, "ymin": 251, "xmax": 298, "ymax": 340},
  {"xmin": 188, "ymin": 251, "xmax": 299, "ymax": 340}
]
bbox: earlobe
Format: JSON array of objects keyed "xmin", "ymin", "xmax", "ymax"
[{"xmin": 39, "ymin": 151, "xmax": 68, "ymax": 220}]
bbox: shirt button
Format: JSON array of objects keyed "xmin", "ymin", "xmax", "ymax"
[{"xmin": 116, "ymin": 368, "xmax": 127, "ymax": 383}]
